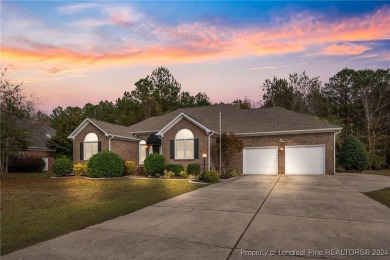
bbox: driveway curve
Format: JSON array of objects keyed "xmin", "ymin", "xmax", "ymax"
[{"xmin": 4, "ymin": 174, "xmax": 390, "ymax": 260}]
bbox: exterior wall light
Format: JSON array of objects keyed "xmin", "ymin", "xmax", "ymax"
[{"xmin": 202, "ymin": 153, "xmax": 207, "ymax": 173}]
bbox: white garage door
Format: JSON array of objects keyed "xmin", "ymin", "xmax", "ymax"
[
  {"xmin": 243, "ymin": 147, "xmax": 278, "ymax": 174},
  {"xmin": 285, "ymin": 145, "xmax": 325, "ymax": 175}
]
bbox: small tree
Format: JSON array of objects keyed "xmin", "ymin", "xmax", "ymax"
[
  {"xmin": 0, "ymin": 69, "xmax": 37, "ymax": 179},
  {"xmin": 217, "ymin": 133, "xmax": 244, "ymax": 175},
  {"xmin": 339, "ymin": 135, "xmax": 368, "ymax": 172}
]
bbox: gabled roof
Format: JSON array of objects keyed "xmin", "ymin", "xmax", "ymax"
[
  {"xmin": 127, "ymin": 105, "xmax": 341, "ymax": 135},
  {"xmin": 27, "ymin": 124, "xmax": 56, "ymax": 150},
  {"xmin": 68, "ymin": 118, "xmax": 139, "ymax": 141}
]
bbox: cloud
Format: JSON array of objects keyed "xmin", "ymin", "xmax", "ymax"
[
  {"xmin": 3, "ymin": 4, "xmax": 390, "ymax": 74},
  {"xmin": 249, "ymin": 63, "xmax": 307, "ymax": 70},
  {"xmin": 319, "ymin": 43, "xmax": 371, "ymax": 56},
  {"xmin": 57, "ymin": 3, "xmax": 99, "ymax": 14}
]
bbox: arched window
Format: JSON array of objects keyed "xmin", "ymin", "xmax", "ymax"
[
  {"xmin": 84, "ymin": 133, "xmax": 98, "ymax": 160},
  {"xmin": 175, "ymin": 129, "xmax": 194, "ymax": 159},
  {"xmin": 139, "ymin": 140, "xmax": 147, "ymax": 164}
]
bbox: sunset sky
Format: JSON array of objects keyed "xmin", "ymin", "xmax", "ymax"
[{"xmin": 2, "ymin": 1, "xmax": 389, "ymax": 113}]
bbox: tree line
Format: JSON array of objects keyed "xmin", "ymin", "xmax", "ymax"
[{"xmin": 1, "ymin": 66, "xmax": 389, "ymax": 178}]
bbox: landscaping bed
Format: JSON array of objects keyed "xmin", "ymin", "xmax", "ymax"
[
  {"xmin": 0, "ymin": 172, "xmax": 205, "ymax": 255},
  {"xmin": 363, "ymin": 170, "xmax": 390, "ymax": 177}
]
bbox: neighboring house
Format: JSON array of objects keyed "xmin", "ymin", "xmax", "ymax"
[
  {"xmin": 68, "ymin": 105, "xmax": 342, "ymax": 175},
  {"xmin": 24, "ymin": 124, "xmax": 56, "ymax": 171}
]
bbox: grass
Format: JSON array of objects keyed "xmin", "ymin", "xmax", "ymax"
[
  {"xmin": 364, "ymin": 188, "xmax": 390, "ymax": 207},
  {"xmin": 0, "ymin": 172, "xmax": 206, "ymax": 255},
  {"xmin": 363, "ymin": 170, "xmax": 390, "ymax": 177}
]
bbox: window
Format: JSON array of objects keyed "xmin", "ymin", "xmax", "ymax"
[
  {"xmin": 139, "ymin": 140, "xmax": 147, "ymax": 164},
  {"xmin": 175, "ymin": 129, "xmax": 194, "ymax": 159},
  {"xmin": 84, "ymin": 133, "xmax": 98, "ymax": 160}
]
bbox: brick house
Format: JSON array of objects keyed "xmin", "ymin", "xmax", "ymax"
[
  {"xmin": 68, "ymin": 105, "xmax": 342, "ymax": 175},
  {"xmin": 23, "ymin": 125, "xmax": 56, "ymax": 171}
]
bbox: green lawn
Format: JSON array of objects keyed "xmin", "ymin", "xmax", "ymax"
[
  {"xmin": 1, "ymin": 172, "xmax": 206, "ymax": 255},
  {"xmin": 363, "ymin": 170, "xmax": 390, "ymax": 177},
  {"xmin": 364, "ymin": 188, "xmax": 390, "ymax": 207}
]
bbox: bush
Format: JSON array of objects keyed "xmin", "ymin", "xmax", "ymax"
[
  {"xmin": 339, "ymin": 135, "xmax": 368, "ymax": 172},
  {"xmin": 124, "ymin": 160, "xmax": 137, "ymax": 175},
  {"xmin": 165, "ymin": 164, "xmax": 184, "ymax": 176},
  {"xmin": 8, "ymin": 155, "xmax": 46, "ymax": 172},
  {"xmin": 372, "ymin": 154, "xmax": 386, "ymax": 170},
  {"xmin": 144, "ymin": 154, "xmax": 165, "ymax": 176},
  {"xmin": 88, "ymin": 151, "xmax": 124, "ymax": 178},
  {"xmin": 52, "ymin": 157, "xmax": 73, "ymax": 176},
  {"xmin": 73, "ymin": 163, "xmax": 87, "ymax": 176},
  {"xmin": 187, "ymin": 163, "xmax": 201, "ymax": 176},
  {"xmin": 161, "ymin": 171, "xmax": 175, "ymax": 179},
  {"xmin": 198, "ymin": 170, "xmax": 220, "ymax": 183},
  {"xmin": 179, "ymin": 171, "xmax": 188, "ymax": 179},
  {"xmin": 227, "ymin": 169, "xmax": 240, "ymax": 178}
]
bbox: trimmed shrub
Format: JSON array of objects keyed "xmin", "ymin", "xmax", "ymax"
[
  {"xmin": 144, "ymin": 154, "xmax": 165, "ymax": 176},
  {"xmin": 8, "ymin": 155, "xmax": 46, "ymax": 172},
  {"xmin": 179, "ymin": 170, "xmax": 188, "ymax": 179},
  {"xmin": 53, "ymin": 157, "xmax": 73, "ymax": 176},
  {"xmin": 73, "ymin": 163, "xmax": 87, "ymax": 176},
  {"xmin": 198, "ymin": 170, "xmax": 220, "ymax": 183},
  {"xmin": 227, "ymin": 169, "xmax": 239, "ymax": 178},
  {"xmin": 339, "ymin": 135, "xmax": 368, "ymax": 172},
  {"xmin": 187, "ymin": 163, "xmax": 201, "ymax": 176},
  {"xmin": 88, "ymin": 151, "xmax": 124, "ymax": 178},
  {"xmin": 161, "ymin": 171, "xmax": 175, "ymax": 179},
  {"xmin": 124, "ymin": 160, "xmax": 137, "ymax": 175},
  {"xmin": 165, "ymin": 164, "xmax": 184, "ymax": 176}
]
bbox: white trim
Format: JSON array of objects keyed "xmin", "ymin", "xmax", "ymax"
[
  {"xmin": 334, "ymin": 129, "xmax": 342, "ymax": 174},
  {"xmin": 244, "ymin": 146, "xmax": 279, "ymax": 150},
  {"xmin": 156, "ymin": 113, "xmax": 212, "ymax": 137},
  {"xmin": 207, "ymin": 133, "xmax": 211, "ymax": 171},
  {"xmin": 235, "ymin": 128, "xmax": 342, "ymax": 137},
  {"xmin": 67, "ymin": 118, "xmax": 107, "ymax": 139},
  {"xmin": 67, "ymin": 118, "xmax": 140, "ymax": 142},
  {"xmin": 139, "ymin": 140, "xmax": 147, "ymax": 165}
]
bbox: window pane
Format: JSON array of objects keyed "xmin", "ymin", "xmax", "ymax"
[
  {"xmin": 176, "ymin": 140, "xmax": 184, "ymax": 150},
  {"xmin": 186, "ymin": 149, "xmax": 194, "ymax": 159},
  {"xmin": 185, "ymin": 140, "xmax": 194, "ymax": 150},
  {"xmin": 140, "ymin": 144, "xmax": 147, "ymax": 163},
  {"xmin": 92, "ymin": 142, "xmax": 98, "ymax": 156},
  {"xmin": 176, "ymin": 149, "xmax": 184, "ymax": 159}
]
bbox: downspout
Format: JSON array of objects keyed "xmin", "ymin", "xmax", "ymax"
[
  {"xmin": 108, "ymin": 135, "xmax": 114, "ymax": 151},
  {"xmin": 207, "ymin": 132, "xmax": 212, "ymax": 171},
  {"xmin": 334, "ymin": 130, "xmax": 341, "ymax": 174}
]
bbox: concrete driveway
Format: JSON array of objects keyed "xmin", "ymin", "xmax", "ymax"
[{"xmin": 4, "ymin": 174, "xmax": 390, "ymax": 260}]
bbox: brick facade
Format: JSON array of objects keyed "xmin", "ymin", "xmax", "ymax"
[
  {"xmin": 73, "ymin": 123, "xmax": 138, "ymax": 164},
  {"xmin": 162, "ymin": 118, "xmax": 210, "ymax": 170},
  {"xmin": 227, "ymin": 132, "xmax": 335, "ymax": 175},
  {"xmin": 72, "ymin": 120, "xmax": 336, "ymax": 175},
  {"xmin": 25, "ymin": 150, "xmax": 54, "ymax": 172}
]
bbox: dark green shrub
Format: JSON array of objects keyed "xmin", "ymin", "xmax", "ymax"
[
  {"xmin": 165, "ymin": 164, "xmax": 184, "ymax": 176},
  {"xmin": 87, "ymin": 151, "xmax": 124, "ymax": 178},
  {"xmin": 198, "ymin": 170, "xmax": 220, "ymax": 183},
  {"xmin": 372, "ymin": 154, "xmax": 386, "ymax": 170},
  {"xmin": 52, "ymin": 157, "xmax": 73, "ymax": 176},
  {"xmin": 339, "ymin": 135, "xmax": 368, "ymax": 172},
  {"xmin": 144, "ymin": 154, "xmax": 165, "ymax": 176},
  {"xmin": 187, "ymin": 163, "xmax": 201, "ymax": 176},
  {"xmin": 8, "ymin": 155, "xmax": 46, "ymax": 172}
]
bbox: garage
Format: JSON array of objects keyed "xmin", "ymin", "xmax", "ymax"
[
  {"xmin": 243, "ymin": 147, "xmax": 278, "ymax": 174},
  {"xmin": 285, "ymin": 145, "xmax": 325, "ymax": 175}
]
